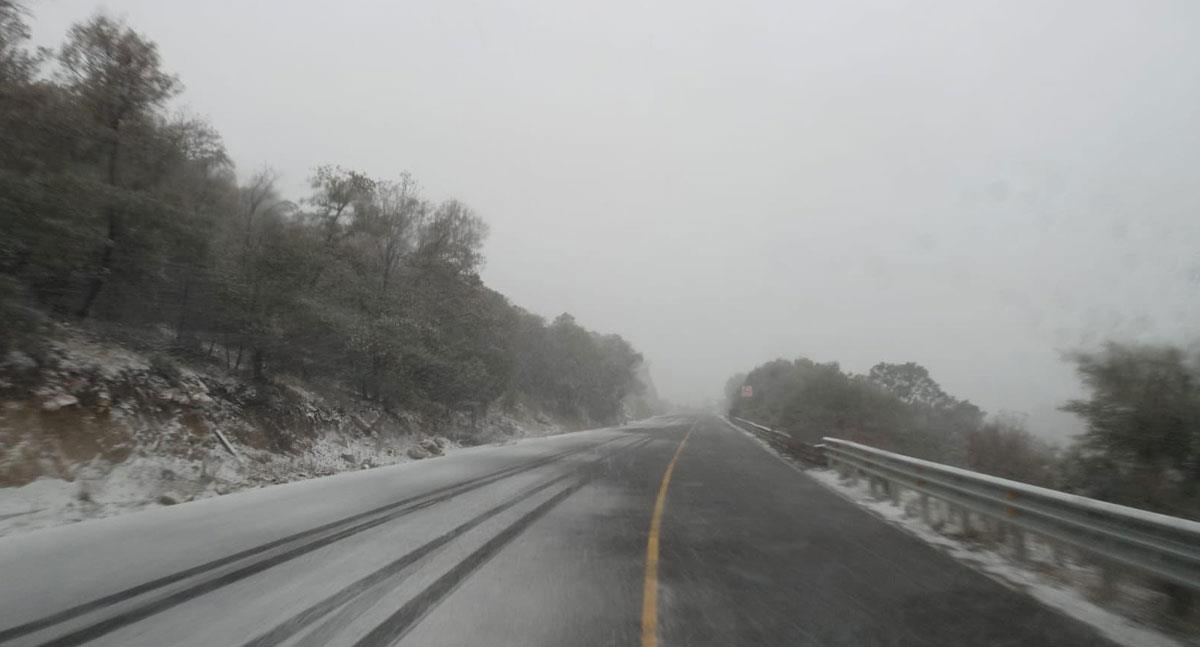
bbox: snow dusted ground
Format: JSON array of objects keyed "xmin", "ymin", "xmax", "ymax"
[
  {"xmin": 0, "ymin": 328, "xmax": 576, "ymax": 539},
  {"xmin": 719, "ymin": 417, "xmax": 1197, "ymax": 647},
  {"xmin": 806, "ymin": 470, "xmax": 1193, "ymax": 647},
  {"xmin": 0, "ymin": 431, "xmax": 453, "ymax": 539},
  {"xmin": 0, "ymin": 403, "xmax": 585, "ymax": 540},
  {"xmin": 0, "ymin": 405, "xmax": 591, "ymax": 539},
  {"xmin": 0, "ymin": 426, "xmax": 638, "ymax": 639}
]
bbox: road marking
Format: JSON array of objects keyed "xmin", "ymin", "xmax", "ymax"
[
  {"xmin": 641, "ymin": 424, "xmax": 693, "ymax": 647},
  {"xmin": 719, "ymin": 416, "xmax": 804, "ymax": 474}
]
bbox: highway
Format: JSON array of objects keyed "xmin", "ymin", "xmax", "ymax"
[{"xmin": 0, "ymin": 414, "xmax": 1115, "ymax": 646}]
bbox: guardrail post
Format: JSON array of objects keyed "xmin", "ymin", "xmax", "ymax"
[
  {"xmin": 888, "ymin": 480, "xmax": 900, "ymax": 507},
  {"xmin": 1097, "ymin": 565, "xmax": 1119, "ymax": 601},
  {"xmin": 877, "ymin": 477, "xmax": 893, "ymax": 503},
  {"xmin": 1050, "ymin": 541, "xmax": 1066, "ymax": 566},
  {"xmin": 952, "ymin": 505, "xmax": 967, "ymax": 535},
  {"xmin": 992, "ymin": 518, "xmax": 1008, "ymax": 545},
  {"xmin": 1010, "ymin": 526, "xmax": 1027, "ymax": 562},
  {"xmin": 919, "ymin": 493, "xmax": 931, "ymax": 524}
]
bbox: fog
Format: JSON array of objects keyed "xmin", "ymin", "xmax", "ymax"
[{"xmin": 30, "ymin": 0, "xmax": 1200, "ymax": 439}]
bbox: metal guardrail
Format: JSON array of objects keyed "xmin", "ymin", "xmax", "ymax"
[
  {"xmin": 729, "ymin": 417, "xmax": 826, "ymax": 466},
  {"xmin": 731, "ymin": 416, "xmax": 787, "ymax": 438},
  {"xmin": 822, "ymin": 437, "xmax": 1200, "ymax": 595}
]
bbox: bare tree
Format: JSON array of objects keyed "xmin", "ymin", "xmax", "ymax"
[
  {"xmin": 368, "ymin": 173, "xmax": 422, "ymax": 291},
  {"xmin": 415, "ymin": 199, "xmax": 489, "ymax": 274},
  {"xmin": 59, "ymin": 14, "xmax": 180, "ymax": 317},
  {"xmin": 0, "ymin": 0, "xmax": 42, "ymax": 86},
  {"xmin": 238, "ymin": 168, "xmax": 292, "ymax": 247},
  {"xmin": 305, "ymin": 165, "xmax": 375, "ymax": 245}
]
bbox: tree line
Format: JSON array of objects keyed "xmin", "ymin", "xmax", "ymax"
[
  {"xmin": 726, "ymin": 359, "xmax": 994, "ymax": 468},
  {"xmin": 0, "ymin": 4, "xmax": 647, "ymax": 427},
  {"xmin": 727, "ymin": 347, "xmax": 1200, "ymax": 520}
]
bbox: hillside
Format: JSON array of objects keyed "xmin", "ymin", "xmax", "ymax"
[
  {"xmin": 0, "ymin": 320, "xmax": 662, "ymax": 536},
  {"xmin": 0, "ymin": 7, "xmax": 665, "ymax": 536}
]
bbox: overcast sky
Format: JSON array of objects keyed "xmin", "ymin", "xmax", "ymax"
[{"xmin": 28, "ymin": 0, "xmax": 1200, "ymax": 439}]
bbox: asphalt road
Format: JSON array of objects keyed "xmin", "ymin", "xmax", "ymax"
[{"xmin": 0, "ymin": 414, "xmax": 1115, "ymax": 647}]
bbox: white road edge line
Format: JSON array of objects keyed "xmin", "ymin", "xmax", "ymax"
[{"xmin": 717, "ymin": 416, "xmax": 806, "ymax": 473}]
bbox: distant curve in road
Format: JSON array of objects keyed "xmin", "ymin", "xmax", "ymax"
[{"xmin": 0, "ymin": 415, "xmax": 1115, "ymax": 646}]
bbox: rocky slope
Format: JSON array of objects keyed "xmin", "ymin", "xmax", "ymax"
[{"xmin": 0, "ymin": 326, "xmax": 567, "ymax": 538}]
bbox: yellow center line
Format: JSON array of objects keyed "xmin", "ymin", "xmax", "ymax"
[{"xmin": 641, "ymin": 423, "xmax": 693, "ymax": 647}]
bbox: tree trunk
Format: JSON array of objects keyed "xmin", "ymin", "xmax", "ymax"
[
  {"xmin": 175, "ymin": 278, "xmax": 192, "ymax": 341},
  {"xmin": 251, "ymin": 348, "xmax": 266, "ymax": 382},
  {"xmin": 77, "ymin": 128, "xmax": 123, "ymax": 319},
  {"xmin": 76, "ymin": 206, "xmax": 120, "ymax": 318}
]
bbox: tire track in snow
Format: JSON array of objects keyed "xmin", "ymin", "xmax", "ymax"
[{"xmin": 1, "ymin": 436, "xmax": 629, "ymax": 646}]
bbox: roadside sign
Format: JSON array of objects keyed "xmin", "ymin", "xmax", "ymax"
[{"xmin": 741, "ymin": 385, "xmax": 753, "ymax": 398}]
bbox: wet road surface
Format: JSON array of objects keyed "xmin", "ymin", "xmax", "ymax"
[{"xmin": 0, "ymin": 415, "xmax": 1113, "ymax": 646}]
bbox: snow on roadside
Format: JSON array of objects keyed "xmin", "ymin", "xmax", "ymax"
[
  {"xmin": 0, "ymin": 407, "xmax": 606, "ymax": 541},
  {"xmin": 0, "ymin": 407, "xmax": 574, "ymax": 540},
  {"xmin": 0, "ymin": 432, "xmax": 453, "ymax": 539},
  {"xmin": 806, "ymin": 469, "xmax": 1190, "ymax": 647},
  {"xmin": 0, "ymin": 327, "xmax": 577, "ymax": 539},
  {"xmin": 718, "ymin": 417, "xmax": 1192, "ymax": 647}
]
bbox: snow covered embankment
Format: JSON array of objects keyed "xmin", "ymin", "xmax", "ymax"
[{"xmin": 0, "ymin": 328, "xmax": 563, "ymax": 539}]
